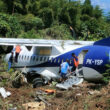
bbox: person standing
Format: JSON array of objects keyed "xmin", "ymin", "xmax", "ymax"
[
  {"xmin": 7, "ymin": 52, "xmax": 13, "ymax": 71},
  {"xmin": 15, "ymin": 45, "xmax": 21, "ymax": 63},
  {"xmin": 69, "ymin": 26, "xmax": 76, "ymax": 39},
  {"xmin": 71, "ymin": 53, "xmax": 79, "ymax": 72},
  {"xmin": 60, "ymin": 59, "xmax": 70, "ymax": 82}
]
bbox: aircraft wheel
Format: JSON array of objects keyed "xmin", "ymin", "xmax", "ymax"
[{"xmin": 33, "ymin": 78, "xmax": 44, "ymax": 88}]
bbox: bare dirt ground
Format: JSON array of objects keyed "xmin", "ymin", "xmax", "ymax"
[{"xmin": 0, "ymin": 73, "xmax": 110, "ymax": 110}]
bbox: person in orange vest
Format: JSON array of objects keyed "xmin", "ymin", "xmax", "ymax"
[
  {"xmin": 71, "ymin": 53, "xmax": 79, "ymax": 72},
  {"xmin": 15, "ymin": 45, "xmax": 21, "ymax": 62}
]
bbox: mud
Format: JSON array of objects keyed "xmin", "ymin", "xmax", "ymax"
[{"xmin": 0, "ymin": 80, "xmax": 110, "ymax": 110}]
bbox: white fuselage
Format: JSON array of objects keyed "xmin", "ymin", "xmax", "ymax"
[{"xmin": 4, "ymin": 39, "xmax": 102, "ymax": 81}]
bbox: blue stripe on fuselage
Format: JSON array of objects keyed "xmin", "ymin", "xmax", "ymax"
[{"xmin": 13, "ymin": 45, "xmax": 110, "ymax": 74}]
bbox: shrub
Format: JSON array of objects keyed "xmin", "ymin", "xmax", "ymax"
[
  {"xmin": 20, "ymin": 14, "xmax": 44, "ymax": 31},
  {"xmin": 39, "ymin": 8, "xmax": 54, "ymax": 27},
  {"xmin": 102, "ymin": 64, "xmax": 110, "ymax": 84},
  {"xmin": 0, "ymin": 20, "xmax": 11, "ymax": 37}
]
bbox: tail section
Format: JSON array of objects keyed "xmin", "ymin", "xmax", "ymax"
[{"xmin": 94, "ymin": 37, "xmax": 110, "ymax": 46}]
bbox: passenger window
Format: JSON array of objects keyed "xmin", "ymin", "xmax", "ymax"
[
  {"xmin": 27, "ymin": 56, "xmax": 29, "ymax": 60},
  {"xmin": 47, "ymin": 57, "xmax": 49, "ymax": 61},
  {"xmin": 31, "ymin": 56, "xmax": 32, "ymax": 60},
  {"xmin": 54, "ymin": 59, "xmax": 56, "ymax": 63},
  {"xmin": 51, "ymin": 58, "xmax": 53, "ymax": 63},
  {"xmin": 62, "ymin": 59, "xmax": 64, "ymax": 63},
  {"xmin": 33, "ymin": 56, "xmax": 35, "ymax": 61},
  {"xmin": 24, "ymin": 55, "xmax": 26, "ymax": 60},
  {"xmin": 44, "ymin": 57, "xmax": 46, "ymax": 62},
  {"xmin": 36, "ymin": 57, "xmax": 38, "ymax": 61},
  {"xmin": 58, "ymin": 58, "xmax": 60, "ymax": 63},
  {"xmin": 40, "ymin": 57, "xmax": 42, "ymax": 61},
  {"xmin": 22, "ymin": 55, "xmax": 24, "ymax": 60}
]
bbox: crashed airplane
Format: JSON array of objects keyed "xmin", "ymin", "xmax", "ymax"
[{"xmin": 0, "ymin": 37, "xmax": 109, "ymax": 88}]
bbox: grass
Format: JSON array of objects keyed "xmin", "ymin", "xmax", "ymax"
[{"xmin": 84, "ymin": 103, "xmax": 89, "ymax": 110}]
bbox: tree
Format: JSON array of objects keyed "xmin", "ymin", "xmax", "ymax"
[
  {"xmin": 20, "ymin": 14, "xmax": 44, "ymax": 31},
  {"xmin": 39, "ymin": 8, "xmax": 54, "ymax": 27},
  {"xmin": 84, "ymin": 0, "xmax": 91, "ymax": 5},
  {"xmin": 2, "ymin": 0, "xmax": 23, "ymax": 14},
  {"xmin": 58, "ymin": 5, "xmax": 71, "ymax": 25},
  {"xmin": 106, "ymin": 12, "xmax": 110, "ymax": 23},
  {"xmin": 0, "ymin": 0, "xmax": 7, "ymax": 12},
  {"xmin": 93, "ymin": 5, "xmax": 102, "ymax": 19},
  {"xmin": 82, "ymin": 0, "xmax": 93, "ymax": 17},
  {"xmin": 0, "ymin": 13, "xmax": 21, "ymax": 37}
]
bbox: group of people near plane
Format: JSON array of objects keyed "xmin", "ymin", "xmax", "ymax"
[
  {"xmin": 7, "ymin": 45, "xmax": 79, "ymax": 82},
  {"xmin": 59, "ymin": 53, "xmax": 79, "ymax": 82}
]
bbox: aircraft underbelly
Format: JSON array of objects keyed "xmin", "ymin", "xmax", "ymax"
[{"xmin": 20, "ymin": 67, "xmax": 60, "ymax": 80}]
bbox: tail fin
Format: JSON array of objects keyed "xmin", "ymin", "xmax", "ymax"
[{"xmin": 94, "ymin": 37, "xmax": 110, "ymax": 46}]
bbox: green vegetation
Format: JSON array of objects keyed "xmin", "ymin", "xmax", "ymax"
[
  {"xmin": 0, "ymin": 0, "xmax": 110, "ymax": 40},
  {"xmin": 102, "ymin": 64, "xmax": 110, "ymax": 84}
]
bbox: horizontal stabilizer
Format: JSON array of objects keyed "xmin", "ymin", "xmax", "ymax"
[{"xmin": 94, "ymin": 37, "xmax": 110, "ymax": 46}]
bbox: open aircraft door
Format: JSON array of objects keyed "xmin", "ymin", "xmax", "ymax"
[{"xmin": 76, "ymin": 50, "xmax": 89, "ymax": 77}]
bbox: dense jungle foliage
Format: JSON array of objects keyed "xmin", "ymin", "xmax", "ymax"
[{"xmin": 0, "ymin": 0, "xmax": 110, "ymax": 40}]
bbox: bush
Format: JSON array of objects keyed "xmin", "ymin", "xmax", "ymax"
[
  {"xmin": 7, "ymin": 16, "xmax": 22, "ymax": 38},
  {"xmin": 39, "ymin": 8, "xmax": 54, "ymax": 27},
  {"xmin": 0, "ymin": 20, "xmax": 11, "ymax": 37},
  {"xmin": 45, "ymin": 24, "xmax": 72, "ymax": 39},
  {"xmin": 102, "ymin": 64, "xmax": 110, "ymax": 84},
  {"xmin": 20, "ymin": 14, "xmax": 44, "ymax": 31},
  {"xmin": 18, "ymin": 29, "xmax": 42, "ymax": 39},
  {"xmin": 0, "ymin": 13, "xmax": 22, "ymax": 38}
]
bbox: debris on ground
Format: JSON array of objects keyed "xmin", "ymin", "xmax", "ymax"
[
  {"xmin": 88, "ymin": 90, "xmax": 100, "ymax": 95},
  {"xmin": 8, "ymin": 107, "xmax": 17, "ymax": 110},
  {"xmin": 39, "ymin": 88, "xmax": 56, "ymax": 94},
  {"xmin": 76, "ymin": 93, "xmax": 82, "ymax": 96},
  {"xmin": 22, "ymin": 102, "xmax": 45, "ymax": 110},
  {"xmin": 11, "ymin": 71, "xmax": 28, "ymax": 88},
  {"xmin": 0, "ymin": 87, "xmax": 11, "ymax": 98},
  {"xmin": 36, "ymin": 90, "xmax": 48, "ymax": 95},
  {"xmin": 35, "ymin": 95, "xmax": 51, "ymax": 106},
  {"xmin": 56, "ymin": 75, "xmax": 83, "ymax": 90}
]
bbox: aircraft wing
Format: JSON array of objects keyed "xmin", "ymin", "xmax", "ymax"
[
  {"xmin": 0, "ymin": 38, "xmax": 94, "ymax": 46},
  {"xmin": 0, "ymin": 38, "xmax": 52, "ymax": 47}
]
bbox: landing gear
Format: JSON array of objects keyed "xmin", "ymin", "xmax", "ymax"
[
  {"xmin": 25, "ymin": 72, "xmax": 44, "ymax": 88},
  {"xmin": 33, "ymin": 77, "xmax": 44, "ymax": 88}
]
